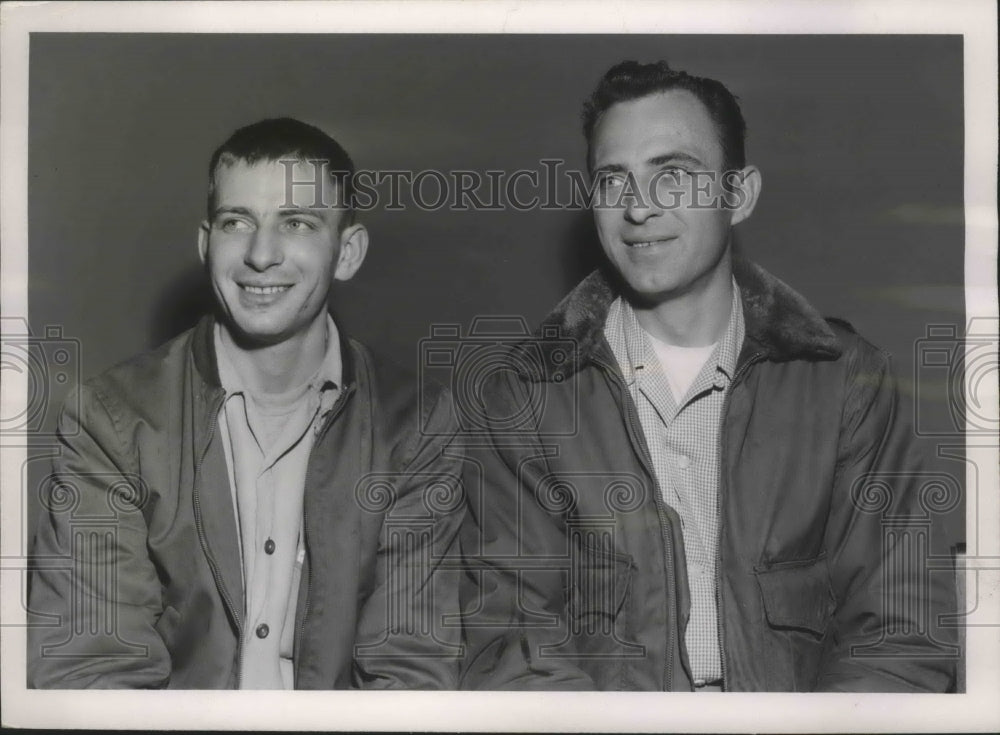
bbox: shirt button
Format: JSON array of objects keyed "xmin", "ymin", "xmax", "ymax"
[
  {"xmin": 255, "ymin": 623, "xmax": 270, "ymax": 639},
  {"xmin": 264, "ymin": 539, "xmax": 275, "ymax": 555},
  {"xmin": 677, "ymin": 455, "xmax": 690, "ymax": 469}
]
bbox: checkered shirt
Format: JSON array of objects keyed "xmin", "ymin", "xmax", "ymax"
[{"xmin": 604, "ymin": 285, "xmax": 745, "ymax": 683}]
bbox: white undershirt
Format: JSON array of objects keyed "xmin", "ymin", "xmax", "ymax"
[{"xmin": 645, "ymin": 331, "xmax": 718, "ymax": 403}]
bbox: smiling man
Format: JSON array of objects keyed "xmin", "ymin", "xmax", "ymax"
[
  {"xmin": 29, "ymin": 118, "xmax": 464, "ymax": 689},
  {"xmin": 460, "ymin": 61, "xmax": 956, "ymax": 692}
]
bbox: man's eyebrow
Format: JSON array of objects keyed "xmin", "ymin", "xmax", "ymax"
[
  {"xmin": 211, "ymin": 205, "xmax": 254, "ymax": 220},
  {"xmin": 276, "ymin": 207, "xmax": 326, "ymax": 218},
  {"xmin": 591, "ymin": 163, "xmax": 628, "ymax": 176},
  {"xmin": 648, "ymin": 152, "xmax": 705, "ymax": 168},
  {"xmin": 591, "ymin": 152, "xmax": 706, "ymax": 175}
]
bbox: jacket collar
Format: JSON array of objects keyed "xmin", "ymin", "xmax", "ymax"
[
  {"xmin": 521, "ymin": 256, "xmax": 842, "ymax": 382},
  {"xmin": 190, "ymin": 312, "xmax": 358, "ymax": 393}
]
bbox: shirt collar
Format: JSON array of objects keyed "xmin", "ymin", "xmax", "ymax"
[
  {"xmin": 214, "ymin": 315, "xmax": 343, "ymax": 399},
  {"xmin": 609, "ymin": 280, "xmax": 745, "ymax": 388},
  {"xmin": 714, "ymin": 285, "xmax": 745, "ymax": 382}
]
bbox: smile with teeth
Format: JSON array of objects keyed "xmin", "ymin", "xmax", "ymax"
[
  {"xmin": 627, "ymin": 238, "xmax": 674, "ymax": 248},
  {"xmin": 241, "ymin": 284, "xmax": 290, "ymax": 295}
]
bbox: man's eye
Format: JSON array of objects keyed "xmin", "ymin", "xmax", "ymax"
[
  {"xmin": 285, "ymin": 219, "xmax": 317, "ymax": 232},
  {"xmin": 660, "ymin": 167, "xmax": 690, "ymax": 180},
  {"xmin": 597, "ymin": 173, "xmax": 626, "ymax": 189},
  {"xmin": 218, "ymin": 218, "xmax": 252, "ymax": 233}
]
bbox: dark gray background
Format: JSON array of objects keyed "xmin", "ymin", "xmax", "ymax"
[{"xmin": 27, "ymin": 34, "xmax": 964, "ymax": 549}]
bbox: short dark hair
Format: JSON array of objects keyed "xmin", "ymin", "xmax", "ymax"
[
  {"xmin": 582, "ymin": 60, "xmax": 747, "ymax": 172},
  {"xmin": 206, "ymin": 117, "xmax": 356, "ymax": 226}
]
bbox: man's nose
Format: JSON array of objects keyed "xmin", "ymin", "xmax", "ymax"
[
  {"xmin": 623, "ymin": 180, "xmax": 659, "ymax": 225},
  {"xmin": 244, "ymin": 226, "xmax": 283, "ymax": 270}
]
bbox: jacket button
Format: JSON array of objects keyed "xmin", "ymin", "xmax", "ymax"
[
  {"xmin": 264, "ymin": 539, "xmax": 275, "ymax": 554},
  {"xmin": 256, "ymin": 623, "xmax": 270, "ymax": 639}
]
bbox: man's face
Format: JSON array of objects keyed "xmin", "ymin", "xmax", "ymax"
[
  {"xmin": 199, "ymin": 159, "xmax": 365, "ymax": 348},
  {"xmin": 590, "ymin": 89, "xmax": 757, "ymax": 304}
]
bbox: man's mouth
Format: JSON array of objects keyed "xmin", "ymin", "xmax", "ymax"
[
  {"xmin": 625, "ymin": 237, "xmax": 676, "ymax": 249},
  {"xmin": 240, "ymin": 284, "xmax": 291, "ymax": 295}
]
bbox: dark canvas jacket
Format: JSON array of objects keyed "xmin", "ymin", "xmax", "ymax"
[
  {"xmin": 459, "ymin": 258, "xmax": 957, "ymax": 692},
  {"xmin": 29, "ymin": 315, "xmax": 465, "ymax": 689}
]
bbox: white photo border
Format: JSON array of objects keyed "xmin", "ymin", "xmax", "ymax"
[{"xmin": 1, "ymin": 1, "xmax": 997, "ymax": 731}]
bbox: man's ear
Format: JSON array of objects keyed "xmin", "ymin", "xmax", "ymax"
[
  {"xmin": 333, "ymin": 223, "xmax": 369, "ymax": 282},
  {"xmin": 728, "ymin": 165, "xmax": 762, "ymax": 227},
  {"xmin": 197, "ymin": 221, "xmax": 210, "ymax": 264}
]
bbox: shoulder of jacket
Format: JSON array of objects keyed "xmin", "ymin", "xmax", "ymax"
[
  {"xmin": 83, "ymin": 328, "xmax": 198, "ymax": 419},
  {"xmin": 814, "ymin": 316, "xmax": 890, "ymax": 368},
  {"xmin": 344, "ymin": 338, "xmax": 458, "ymax": 468},
  {"xmin": 346, "ymin": 337, "xmax": 452, "ymax": 418}
]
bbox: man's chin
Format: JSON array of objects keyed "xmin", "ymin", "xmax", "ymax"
[
  {"xmin": 224, "ymin": 320, "xmax": 293, "ymax": 350},
  {"xmin": 615, "ymin": 264, "xmax": 730, "ymax": 308},
  {"xmin": 619, "ymin": 276, "xmax": 684, "ymax": 308}
]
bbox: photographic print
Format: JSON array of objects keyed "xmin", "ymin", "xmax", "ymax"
[{"xmin": 1, "ymin": 1, "xmax": 996, "ymax": 731}]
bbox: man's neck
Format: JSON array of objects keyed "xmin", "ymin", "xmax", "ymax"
[
  {"xmin": 219, "ymin": 318, "xmax": 329, "ymax": 395},
  {"xmin": 631, "ymin": 262, "xmax": 734, "ymax": 348}
]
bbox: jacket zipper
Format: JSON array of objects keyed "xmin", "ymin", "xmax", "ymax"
[
  {"xmin": 714, "ymin": 351, "xmax": 763, "ymax": 692},
  {"xmin": 593, "ymin": 356, "xmax": 676, "ymax": 692},
  {"xmin": 294, "ymin": 384, "xmax": 354, "ymax": 687},
  {"xmin": 190, "ymin": 392, "xmax": 247, "ymax": 688}
]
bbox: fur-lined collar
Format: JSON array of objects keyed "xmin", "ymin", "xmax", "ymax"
[{"xmin": 515, "ymin": 257, "xmax": 843, "ymax": 383}]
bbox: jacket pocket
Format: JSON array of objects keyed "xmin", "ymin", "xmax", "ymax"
[
  {"xmin": 567, "ymin": 535, "xmax": 633, "ymax": 623},
  {"xmin": 755, "ymin": 554, "xmax": 836, "ymax": 634},
  {"xmin": 153, "ymin": 604, "xmax": 182, "ymax": 660},
  {"xmin": 754, "ymin": 554, "xmax": 836, "ymax": 691},
  {"xmin": 561, "ymin": 535, "xmax": 644, "ymax": 688}
]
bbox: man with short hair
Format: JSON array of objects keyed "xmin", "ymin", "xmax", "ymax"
[
  {"xmin": 459, "ymin": 62, "xmax": 956, "ymax": 692},
  {"xmin": 29, "ymin": 118, "xmax": 464, "ymax": 689}
]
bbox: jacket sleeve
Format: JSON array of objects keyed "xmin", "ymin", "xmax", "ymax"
[
  {"xmin": 816, "ymin": 340, "xmax": 957, "ymax": 692},
  {"xmin": 28, "ymin": 383, "xmax": 171, "ymax": 689},
  {"xmin": 352, "ymin": 386, "xmax": 466, "ymax": 689},
  {"xmin": 458, "ymin": 371, "xmax": 596, "ymax": 690}
]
